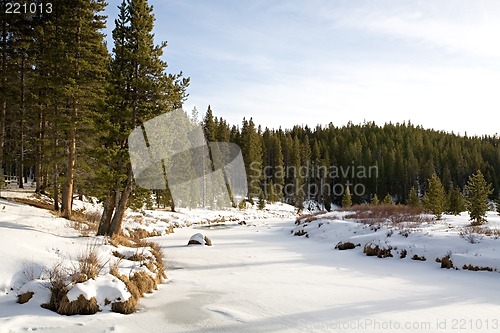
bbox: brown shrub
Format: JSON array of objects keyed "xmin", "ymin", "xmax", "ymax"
[
  {"xmin": 412, "ymin": 254, "xmax": 426, "ymax": 261},
  {"xmin": 438, "ymin": 255, "xmax": 454, "ymax": 269},
  {"xmin": 400, "ymin": 249, "xmax": 407, "ymax": 259},
  {"xmin": 462, "ymin": 264, "xmax": 495, "ymax": 272},
  {"xmin": 294, "ymin": 230, "xmax": 307, "ymax": 237},
  {"xmin": 335, "ymin": 242, "xmax": 358, "ymax": 250},
  {"xmin": 57, "ymin": 294, "xmax": 99, "ymax": 315},
  {"xmin": 17, "ymin": 291, "xmax": 34, "ymax": 304},
  {"xmin": 363, "ymin": 244, "xmax": 392, "ymax": 258}
]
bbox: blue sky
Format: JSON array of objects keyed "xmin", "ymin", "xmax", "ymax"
[{"xmin": 104, "ymin": 0, "xmax": 500, "ymax": 136}]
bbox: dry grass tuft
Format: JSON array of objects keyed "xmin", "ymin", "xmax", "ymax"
[
  {"xmin": 130, "ymin": 271, "xmax": 157, "ymax": 296},
  {"xmin": 72, "ymin": 242, "xmax": 105, "ymax": 283},
  {"xmin": 106, "ymin": 238, "xmax": 166, "ymax": 314},
  {"xmin": 111, "ymin": 297, "xmax": 138, "ymax": 314},
  {"xmin": 127, "ymin": 228, "xmax": 150, "ymax": 240},
  {"xmin": 296, "ymin": 211, "xmax": 328, "ymax": 225},
  {"xmin": 363, "ymin": 244, "xmax": 393, "ymax": 258},
  {"xmin": 13, "ymin": 197, "xmax": 55, "ymax": 211},
  {"xmin": 41, "ymin": 263, "xmax": 70, "ymax": 312},
  {"xmin": 411, "ymin": 254, "xmax": 427, "ymax": 261},
  {"xmin": 148, "ymin": 242, "xmax": 167, "ymax": 282},
  {"xmin": 57, "ymin": 294, "xmax": 100, "ymax": 315},
  {"xmin": 128, "ymin": 251, "xmax": 148, "ymax": 262},
  {"xmin": 108, "ymin": 267, "xmax": 140, "ymax": 314},
  {"xmin": 126, "ymin": 228, "xmax": 165, "ymax": 241},
  {"xmin": 108, "ymin": 234, "xmax": 139, "ymax": 248},
  {"xmin": 68, "ymin": 210, "xmax": 100, "ymax": 236},
  {"xmin": 21, "ymin": 261, "xmax": 43, "ymax": 284},
  {"xmin": 17, "ymin": 291, "xmax": 34, "ymax": 304}
]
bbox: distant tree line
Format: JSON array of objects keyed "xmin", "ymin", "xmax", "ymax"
[{"xmin": 201, "ymin": 108, "xmax": 500, "ymax": 211}]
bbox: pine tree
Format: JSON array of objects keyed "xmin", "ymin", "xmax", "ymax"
[
  {"xmin": 496, "ymin": 197, "xmax": 500, "ymax": 216},
  {"xmin": 258, "ymin": 190, "xmax": 266, "ymax": 210},
  {"xmin": 423, "ymin": 173, "xmax": 446, "ymax": 220},
  {"xmin": 59, "ymin": 0, "xmax": 109, "ymax": 219},
  {"xmin": 203, "ymin": 105, "xmax": 216, "ymax": 142},
  {"xmin": 3, "ymin": 9, "xmax": 36, "ymax": 190},
  {"xmin": 267, "ymin": 179, "xmax": 277, "ymax": 203},
  {"xmin": 240, "ymin": 118, "xmax": 262, "ymax": 203},
  {"xmin": 342, "ymin": 187, "xmax": 352, "ymax": 208},
  {"xmin": 270, "ymin": 135, "xmax": 284, "ymax": 200},
  {"xmin": 383, "ymin": 193, "xmax": 393, "ymax": 205},
  {"xmin": 291, "ymin": 135, "xmax": 304, "ymax": 210},
  {"xmin": 464, "ymin": 170, "xmax": 493, "ymax": 225},
  {"xmin": 238, "ymin": 199, "xmax": 246, "ymax": 210},
  {"xmin": 447, "ymin": 186, "xmax": 465, "ymax": 215},
  {"xmin": 97, "ymin": 0, "xmax": 188, "ymax": 236},
  {"xmin": 408, "ymin": 186, "xmax": 420, "ymax": 207},
  {"xmin": 371, "ymin": 194, "xmax": 380, "ymax": 205}
]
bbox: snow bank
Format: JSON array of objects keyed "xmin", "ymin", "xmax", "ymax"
[
  {"xmin": 292, "ymin": 210, "xmax": 500, "ymax": 271},
  {"xmin": 66, "ymin": 274, "xmax": 131, "ymax": 309}
]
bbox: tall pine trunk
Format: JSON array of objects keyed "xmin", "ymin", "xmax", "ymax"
[
  {"xmin": 61, "ymin": 98, "xmax": 77, "ymax": 218},
  {"xmin": 108, "ymin": 168, "xmax": 134, "ymax": 236},
  {"xmin": 52, "ymin": 103, "xmax": 59, "ymax": 211},
  {"xmin": 17, "ymin": 54, "xmax": 25, "ymax": 189},
  {"xmin": 35, "ymin": 107, "xmax": 45, "ymax": 193},
  {"xmin": 61, "ymin": 126, "xmax": 76, "ymax": 217},
  {"xmin": 0, "ymin": 18, "xmax": 7, "ymax": 183},
  {"xmin": 61, "ymin": 26, "xmax": 81, "ymax": 219},
  {"xmin": 97, "ymin": 190, "xmax": 116, "ymax": 235}
]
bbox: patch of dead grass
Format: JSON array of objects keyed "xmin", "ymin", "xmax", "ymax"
[
  {"xmin": 341, "ymin": 204, "xmax": 434, "ymax": 226},
  {"xmin": 17, "ymin": 292, "xmax": 34, "ymax": 304}
]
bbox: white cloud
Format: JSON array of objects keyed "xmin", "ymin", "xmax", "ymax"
[{"xmin": 330, "ymin": 1, "xmax": 500, "ymax": 58}]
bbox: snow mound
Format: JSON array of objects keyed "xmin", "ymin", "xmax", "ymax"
[{"xmin": 67, "ymin": 274, "xmax": 131, "ymax": 309}]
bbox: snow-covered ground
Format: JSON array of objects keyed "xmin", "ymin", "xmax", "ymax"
[
  {"xmin": 1, "ymin": 193, "xmax": 500, "ymax": 332},
  {"xmin": 292, "ymin": 210, "xmax": 500, "ymax": 271}
]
